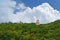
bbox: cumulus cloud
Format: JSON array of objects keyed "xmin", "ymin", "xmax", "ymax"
[
  {"xmin": 0, "ymin": 0, "xmax": 16, "ymax": 23},
  {"xmin": 0, "ymin": 0, "xmax": 60, "ymax": 24}
]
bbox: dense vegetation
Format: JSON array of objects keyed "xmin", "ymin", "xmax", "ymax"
[{"xmin": 0, "ymin": 20, "xmax": 60, "ymax": 40}]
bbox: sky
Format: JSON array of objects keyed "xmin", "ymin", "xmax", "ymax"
[
  {"xmin": 12, "ymin": 0, "xmax": 60, "ymax": 14},
  {"xmin": 13, "ymin": 0, "xmax": 60, "ymax": 10},
  {"xmin": 0, "ymin": 0, "xmax": 60, "ymax": 24}
]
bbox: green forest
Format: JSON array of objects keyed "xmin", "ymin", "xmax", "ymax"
[{"xmin": 0, "ymin": 20, "xmax": 60, "ymax": 40}]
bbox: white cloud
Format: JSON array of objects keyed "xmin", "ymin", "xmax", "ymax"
[
  {"xmin": 0, "ymin": 0, "xmax": 16, "ymax": 23},
  {"xmin": 14, "ymin": 3, "xmax": 60, "ymax": 24},
  {"xmin": 0, "ymin": 0, "xmax": 60, "ymax": 24}
]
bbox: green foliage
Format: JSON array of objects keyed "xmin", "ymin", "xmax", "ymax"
[{"xmin": 0, "ymin": 20, "xmax": 60, "ymax": 40}]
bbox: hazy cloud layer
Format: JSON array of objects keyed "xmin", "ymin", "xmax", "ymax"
[{"xmin": 0, "ymin": 0, "xmax": 60, "ymax": 24}]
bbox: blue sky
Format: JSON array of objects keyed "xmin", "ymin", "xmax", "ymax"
[{"xmin": 13, "ymin": 0, "xmax": 60, "ymax": 11}]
